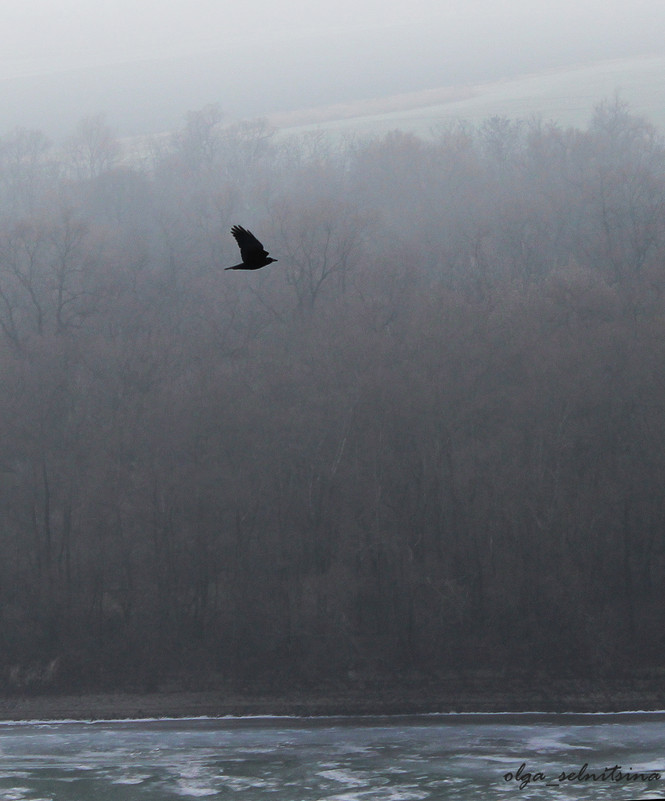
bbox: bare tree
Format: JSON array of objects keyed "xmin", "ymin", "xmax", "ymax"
[
  {"xmin": 172, "ymin": 103, "xmax": 225, "ymax": 172},
  {"xmin": 66, "ymin": 114, "xmax": 121, "ymax": 180},
  {"xmin": 272, "ymin": 196, "xmax": 365, "ymax": 311}
]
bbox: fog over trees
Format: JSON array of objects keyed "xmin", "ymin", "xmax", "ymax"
[{"xmin": 1, "ymin": 99, "xmax": 665, "ymax": 692}]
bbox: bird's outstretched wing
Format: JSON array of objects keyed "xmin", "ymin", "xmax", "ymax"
[{"xmin": 231, "ymin": 225, "xmax": 270, "ymax": 263}]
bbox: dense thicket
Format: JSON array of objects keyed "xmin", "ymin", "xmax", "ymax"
[{"xmin": 1, "ymin": 100, "xmax": 665, "ymax": 692}]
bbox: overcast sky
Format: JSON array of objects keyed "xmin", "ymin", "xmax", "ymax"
[
  {"xmin": 1, "ymin": 0, "xmax": 664, "ymax": 135},
  {"xmin": 2, "ymin": 0, "xmax": 664, "ymax": 75}
]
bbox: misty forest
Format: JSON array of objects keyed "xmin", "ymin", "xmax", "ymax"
[{"xmin": 1, "ymin": 98, "xmax": 664, "ymax": 694}]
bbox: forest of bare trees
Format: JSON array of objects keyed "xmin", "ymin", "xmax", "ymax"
[{"xmin": 0, "ymin": 99, "xmax": 664, "ymax": 693}]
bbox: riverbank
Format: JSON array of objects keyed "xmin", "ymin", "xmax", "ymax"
[{"xmin": 1, "ymin": 674, "xmax": 665, "ymax": 720}]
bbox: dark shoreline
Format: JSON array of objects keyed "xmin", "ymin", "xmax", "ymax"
[{"xmin": 1, "ymin": 680, "xmax": 665, "ymax": 722}]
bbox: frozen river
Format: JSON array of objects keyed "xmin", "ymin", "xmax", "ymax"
[{"xmin": 0, "ymin": 712, "xmax": 664, "ymax": 799}]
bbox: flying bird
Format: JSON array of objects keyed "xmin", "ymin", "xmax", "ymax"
[{"xmin": 225, "ymin": 225, "xmax": 277, "ymax": 270}]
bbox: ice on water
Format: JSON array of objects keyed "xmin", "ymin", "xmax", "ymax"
[{"xmin": 0, "ymin": 714, "xmax": 662, "ymax": 799}]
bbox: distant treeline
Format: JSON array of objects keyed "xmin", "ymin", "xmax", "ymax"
[{"xmin": 0, "ymin": 99, "xmax": 664, "ymax": 692}]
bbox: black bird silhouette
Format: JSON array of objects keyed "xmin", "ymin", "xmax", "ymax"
[{"xmin": 225, "ymin": 225, "xmax": 277, "ymax": 270}]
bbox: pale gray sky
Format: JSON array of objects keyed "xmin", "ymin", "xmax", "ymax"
[
  {"xmin": 0, "ymin": 0, "xmax": 664, "ymax": 135},
  {"xmin": 2, "ymin": 0, "xmax": 664, "ymax": 75}
]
